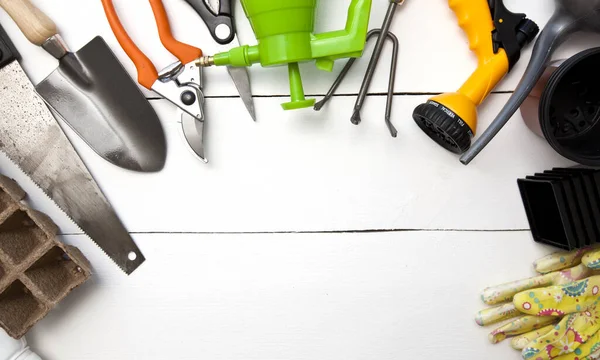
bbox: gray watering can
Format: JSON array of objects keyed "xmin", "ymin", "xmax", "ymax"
[{"xmin": 460, "ymin": 0, "xmax": 600, "ymax": 165}]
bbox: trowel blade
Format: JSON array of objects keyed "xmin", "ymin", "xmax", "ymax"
[{"xmin": 35, "ymin": 36, "xmax": 166, "ymax": 173}]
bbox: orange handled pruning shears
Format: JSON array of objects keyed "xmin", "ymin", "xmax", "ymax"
[{"xmin": 101, "ymin": 0, "xmax": 209, "ymax": 162}]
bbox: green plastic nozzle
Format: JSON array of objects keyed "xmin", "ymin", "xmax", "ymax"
[{"xmin": 211, "ymin": 0, "xmax": 373, "ymax": 110}]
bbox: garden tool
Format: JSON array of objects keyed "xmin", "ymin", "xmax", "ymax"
[
  {"xmin": 412, "ymin": 0, "xmax": 538, "ymax": 155},
  {"xmin": 314, "ymin": 0, "xmax": 403, "ymax": 138},
  {"xmin": 101, "ymin": 0, "xmax": 209, "ymax": 163},
  {"xmin": 184, "ymin": 0, "xmax": 256, "ymax": 121},
  {"xmin": 0, "ymin": 22, "xmax": 145, "ymax": 275},
  {"xmin": 461, "ymin": 0, "xmax": 600, "ymax": 165},
  {"xmin": 196, "ymin": 0, "xmax": 373, "ymax": 110},
  {"xmin": 0, "ymin": 0, "xmax": 167, "ymax": 173}
]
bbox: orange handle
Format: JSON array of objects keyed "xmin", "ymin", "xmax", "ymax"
[
  {"xmin": 149, "ymin": 0, "xmax": 202, "ymax": 64},
  {"xmin": 101, "ymin": 0, "xmax": 158, "ymax": 89}
]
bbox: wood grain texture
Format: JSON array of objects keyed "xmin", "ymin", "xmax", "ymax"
[
  {"xmin": 0, "ymin": 0, "xmax": 589, "ymax": 96},
  {"xmin": 0, "ymin": 1, "xmax": 587, "ymax": 360},
  {"xmin": 0, "ymin": 94, "xmax": 572, "ymax": 235},
  {"xmin": 26, "ymin": 231, "xmax": 553, "ymax": 360},
  {"xmin": 0, "ymin": 0, "xmax": 56, "ymax": 46}
]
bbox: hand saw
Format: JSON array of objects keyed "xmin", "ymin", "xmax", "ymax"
[{"xmin": 0, "ymin": 23, "xmax": 144, "ymax": 275}]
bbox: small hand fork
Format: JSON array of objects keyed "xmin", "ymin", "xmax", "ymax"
[{"xmin": 314, "ymin": 0, "xmax": 404, "ymax": 137}]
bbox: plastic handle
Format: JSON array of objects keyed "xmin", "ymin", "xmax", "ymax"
[
  {"xmin": 149, "ymin": 0, "xmax": 202, "ymax": 63},
  {"xmin": 184, "ymin": 0, "xmax": 235, "ymax": 44},
  {"xmin": 460, "ymin": 10, "xmax": 580, "ymax": 165},
  {"xmin": 311, "ymin": 0, "xmax": 372, "ymax": 59},
  {"xmin": 101, "ymin": 0, "xmax": 158, "ymax": 89},
  {"xmin": 448, "ymin": 0, "xmax": 496, "ymax": 65},
  {"xmin": 218, "ymin": 0, "xmax": 231, "ymax": 17},
  {"xmin": 0, "ymin": 0, "xmax": 57, "ymax": 46},
  {"xmin": 449, "ymin": 0, "xmax": 509, "ymax": 107}
]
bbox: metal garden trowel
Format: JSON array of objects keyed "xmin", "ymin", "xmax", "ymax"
[
  {"xmin": 0, "ymin": 0, "xmax": 167, "ymax": 172},
  {"xmin": 460, "ymin": 0, "xmax": 600, "ymax": 165}
]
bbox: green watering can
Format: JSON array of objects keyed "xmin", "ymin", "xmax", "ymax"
[{"xmin": 198, "ymin": 0, "xmax": 373, "ymax": 110}]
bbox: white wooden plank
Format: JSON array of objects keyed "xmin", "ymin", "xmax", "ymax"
[
  {"xmin": 0, "ymin": 94, "xmax": 572, "ymax": 234},
  {"xmin": 0, "ymin": 0, "xmax": 593, "ymax": 97},
  {"xmin": 25, "ymin": 231, "xmax": 553, "ymax": 360}
]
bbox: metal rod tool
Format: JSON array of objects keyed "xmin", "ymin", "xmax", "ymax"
[{"xmin": 315, "ymin": 0, "xmax": 404, "ymax": 137}]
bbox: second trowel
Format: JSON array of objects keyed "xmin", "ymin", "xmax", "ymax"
[{"xmin": 0, "ymin": 0, "xmax": 167, "ymax": 172}]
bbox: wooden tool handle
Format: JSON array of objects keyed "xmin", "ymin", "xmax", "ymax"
[{"xmin": 0, "ymin": 0, "xmax": 57, "ymax": 46}]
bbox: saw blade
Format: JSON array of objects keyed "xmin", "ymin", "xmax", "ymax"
[{"xmin": 0, "ymin": 60, "xmax": 145, "ymax": 275}]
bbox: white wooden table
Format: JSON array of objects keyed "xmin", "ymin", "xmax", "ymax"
[{"xmin": 0, "ymin": 0, "xmax": 594, "ymax": 358}]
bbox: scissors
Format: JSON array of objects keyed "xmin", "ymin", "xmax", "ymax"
[
  {"xmin": 101, "ymin": 0, "xmax": 210, "ymax": 163},
  {"xmin": 184, "ymin": 0, "xmax": 256, "ymax": 121}
]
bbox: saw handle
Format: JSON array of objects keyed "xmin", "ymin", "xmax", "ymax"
[{"xmin": 0, "ymin": 0, "xmax": 57, "ymax": 46}]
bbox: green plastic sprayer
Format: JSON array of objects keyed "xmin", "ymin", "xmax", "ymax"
[{"xmin": 197, "ymin": 0, "xmax": 373, "ymax": 110}]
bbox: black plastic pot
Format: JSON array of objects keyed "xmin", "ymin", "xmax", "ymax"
[{"xmin": 523, "ymin": 47, "xmax": 600, "ymax": 165}]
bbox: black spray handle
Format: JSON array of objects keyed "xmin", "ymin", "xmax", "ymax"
[{"xmin": 185, "ymin": 0, "xmax": 235, "ymax": 45}]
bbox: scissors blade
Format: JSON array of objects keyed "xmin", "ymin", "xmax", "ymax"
[
  {"xmin": 222, "ymin": 35, "xmax": 255, "ymax": 121},
  {"xmin": 227, "ymin": 66, "xmax": 255, "ymax": 121},
  {"xmin": 181, "ymin": 112, "xmax": 208, "ymax": 163}
]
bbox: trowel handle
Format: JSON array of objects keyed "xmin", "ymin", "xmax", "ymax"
[
  {"xmin": 0, "ymin": 0, "xmax": 57, "ymax": 46},
  {"xmin": 460, "ymin": 11, "xmax": 580, "ymax": 165}
]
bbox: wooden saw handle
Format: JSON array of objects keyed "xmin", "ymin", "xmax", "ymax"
[{"xmin": 0, "ymin": 0, "xmax": 57, "ymax": 46}]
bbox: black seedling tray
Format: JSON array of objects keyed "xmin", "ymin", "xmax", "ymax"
[
  {"xmin": 532, "ymin": 174, "xmax": 587, "ymax": 248},
  {"xmin": 544, "ymin": 171, "xmax": 596, "ymax": 246},
  {"xmin": 552, "ymin": 168, "xmax": 600, "ymax": 242},
  {"xmin": 519, "ymin": 168, "xmax": 600, "ymax": 250},
  {"xmin": 518, "ymin": 177, "xmax": 576, "ymax": 250}
]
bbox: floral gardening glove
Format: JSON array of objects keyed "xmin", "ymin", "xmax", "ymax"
[
  {"xmin": 478, "ymin": 248, "xmax": 598, "ymax": 328},
  {"xmin": 515, "ymin": 276, "xmax": 600, "ymax": 360},
  {"xmin": 489, "ymin": 316, "xmax": 557, "ymax": 344},
  {"xmin": 512, "ymin": 325, "xmax": 561, "ymax": 350},
  {"xmin": 583, "ymin": 250, "xmax": 600, "ymax": 271}
]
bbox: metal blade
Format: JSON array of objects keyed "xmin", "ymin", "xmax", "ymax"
[
  {"xmin": 222, "ymin": 35, "xmax": 255, "ymax": 121},
  {"xmin": 181, "ymin": 113, "xmax": 208, "ymax": 163},
  {"xmin": 227, "ymin": 66, "xmax": 256, "ymax": 121},
  {"xmin": 0, "ymin": 60, "xmax": 145, "ymax": 275},
  {"xmin": 36, "ymin": 37, "xmax": 167, "ymax": 173}
]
